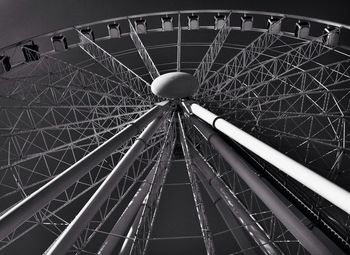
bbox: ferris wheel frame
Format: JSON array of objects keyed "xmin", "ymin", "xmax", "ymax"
[{"xmin": 0, "ymin": 9, "xmax": 349, "ymax": 255}]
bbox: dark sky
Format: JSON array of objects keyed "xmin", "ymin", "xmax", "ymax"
[{"xmin": 0, "ymin": 0, "xmax": 349, "ymax": 48}]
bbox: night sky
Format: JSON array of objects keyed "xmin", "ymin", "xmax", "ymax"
[
  {"xmin": 0, "ymin": 1, "xmax": 349, "ymax": 254},
  {"xmin": 0, "ymin": 0, "xmax": 349, "ymax": 48}
]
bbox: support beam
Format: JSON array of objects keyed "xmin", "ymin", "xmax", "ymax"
[
  {"xmin": 0, "ymin": 110, "xmax": 145, "ymax": 139},
  {"xmin": 97, "ymin": 145, "xmax": 166, "ymax": 254},
  {"xmin": 0, "ymin": 118, "xmax": 135, "ymax": 178},
  {"xmin": 128, "ymin": 19, "xmax": 160, "ymax": 80},
  {"xmin": 193, "ymin": 12, "xmax": 231, "ymax": 85},
  {"xmin": 178, "ymin": 114, "xmax": 216, "ymax": 255},
  {"xmin": 194, "ymin": 164, "xmax": 260, "ymax": 255},
  {"xmin": 0, "ymin": 48, "xmax": 146, "ymax": 104},
  {"xmin": 45, "ymin": 115, "xmax": 165, "ymax": 255},
  {"xmin": 119, "ymin": 207, "xmax": 143, "ymax": 255},
  {"xmin": 197, "ymin": 20, "xmax": 283, "ymax": 97},
  {"xmin": 182, "ymin": 130, "xmax": 261, "ymax": 255},
  {"xmin": 188, "ymin": 102, "xmax": 350, "ymax": 215},
  {"xmin": 177, "ymin": 13, "xmax": 182, "ymax": 72},
  {"xmin": 185, "ymin": 105, "xmax": 333, "ymax": 255},
  {"xmin": 184, "ymin": 138, "xmax": 278, "ymax": 255},
  {"xmin": 77, "ymin": 29, "xmax": 151, "ymax": 97},
  {"xmin": 0, "ymin": 140, "xmax": 165, "ymax": 252},
  {"xmin": 203, "ymin": 29, "xmax": 337, "ymax": 98},
  {"xmin": 65, "ymin": 138, "xmax": 164, "ymax": 253},
  {"xmin": 0, "ymin": 102, "xmax": 168, "ymax": 241},
  {"xmin": 129, "ymin": 121, "xmax": 175, "ymax": 254}
]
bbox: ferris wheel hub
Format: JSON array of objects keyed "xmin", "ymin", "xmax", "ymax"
[{"xmin": 151, "ymin": 72, "xmax": 199, "ymax": 98}]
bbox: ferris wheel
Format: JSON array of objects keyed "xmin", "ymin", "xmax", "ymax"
[{"xmin": 0, "ymin": 9, "xmax": 349, "ymax": 255}]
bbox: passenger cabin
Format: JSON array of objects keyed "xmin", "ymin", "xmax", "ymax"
[
  {"xmin": 214, "ymin": 14, "xmax": 227, "ymax": 30},
  {"xmin": 188, "ymin": 15, "xmax": 199, "ymax": 30},
  {"xmin": 51, "ymin": 35, "xmax": 68, "ymax": 52},
  {"xmin": 134, "ymin": 19, "xmax": 147, "ymax": 34},
  {"xmin": 295, "ymin": 21, "xmax": 310, "ymax": 39},
  {"xmin": 241, "ymin": 15, "xmax": 253, "ymax": 31},
  {"xmin": 108, "ymin": 23, "xmax": 121, "ymax": 38},
  {"xmin": 161, "ymin": 16, "xmax": 173, "ymax": 31},
  {"xmin": 267, "ymin": 17, "xmax": 282, "ymax": 34},
  {"xmin": 80, "ymin": 28, "xmax": 95, "ymax": 43},
  {"xmin": 323, "ymin": 27, "xmax": 339, "ymax": 47}
]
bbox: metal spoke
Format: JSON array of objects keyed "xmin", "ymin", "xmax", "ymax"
[
  {"xmin": 201, "ymin": 28, "xmax": 339, "ymax": 98},
  {"xmin": 193, "ymin": 12, "xmax": 231, "ymax": 85},
  {"xmin": 187, "ymin": 102, "xmax": 350, "ymax": 214},
  {"xmin": 178, "ymin": 114, "xmax": 216, "ymax": 255},
  {"xmin": 0, "ymin": 102, "xmax": 168, "ymax": 241},
  {"xmin": 128, "ymin": 19, "xmax": 160, "ymax": 80},
  {"xmin": 128, "ymin": 116, "xmax": 176, "ymax": 255},
  {"xmin": 177, "ymin": 13, "xmax": 182, "ymax": 72},
  {"xmin": 0, "ymin": 135, "xmax": 165, "ymax": 251},
  {"xmin": 76, "ymin": 29, "xmax": 152, "ymax": 98},
  {"xmin": 197, "ymin": 18, "xmax": 284, "ymax": 97},
  {"xmin": 0, "ymin": 50, "xmax": 146, "ymax": 103},
  {"xmin": 45, "ymin": 114, "xmax": 167, "ymax": 255},
  {"xmin": 183, "ymin": 112, "xmax": 330, "ymax": 255},
  {"xmin": 0, "ymin": 111, "xmax": 150, "ymax": 202},
  {"xmin": 0, "ymin": 9, "xmax": 349, "ymax": 255},
  {"xmin": 205, "ymin": 58, "xmax": 350, "ymax": 180}
]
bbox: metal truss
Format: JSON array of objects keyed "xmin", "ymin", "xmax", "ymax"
[
  {"xmin": 206, "ymin": 58, "xmax": 350, "ymax": 181},
  {"xmin": 183, "ymin": 119, "xmax": 317, "ymax": 255},
  {"xmin": 76, "ymin": 29, "xmax": 153, "ymax": 98},
  {"xmin": 186, "ymin": 102, "xmax": 350, "ymax": 251},
  {"xmin": 189, "ymin": 143, "xmax": 278, "ymax": 255},
  {"xmin": 232, "ymin": 140, "xmax": 350, "ymax": 251},
  {"xmin": 0, "ymin": 133, "xmax": 165, "ymax": 252},
  {"xmin": 196, "ymin": 18, "xmax": 284, "ymax": 97},
  {"xmin": 198, "ymin": 28, "xmax": 337, "ymax": 98},
  {"xmin": 128, "ymin": 20, "xmax": 160, "ymax": 80},
  {"xmin": 45, "ymin": 113, "xmax": 169, "ymax": 254},
  {"xmin": 0, "ymin": 103, "xmax": 168, "ymax": 242},
  {"xmin": 0, "ymin": 53, "xmax": 151, "ymax": 205},
  {"xmin": 177, "ymin": 13, "xmax": 182, "ymax": 72},
  {"xmin": 193, "ymin": 12, "xmax": 232, "ymax": 85},
  {"xmin": 1, "ymin": 9, "xmax": 350, "ymax": 255},
  {"xmin": 70, "ymin": 133, "xmax": 165, "ymax": 255},
  {"xmin": 128, "ymin": 116, "xmax": 176, "ymax": 255},
  {"xmin": 178, "ymin": 114, "xmax": 216, "ymax": 255}
]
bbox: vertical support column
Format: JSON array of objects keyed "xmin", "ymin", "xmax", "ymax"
[
  {"xmin": 119, "ymin": 205, "xmax": 144, "ymax": 255},
  {"xmin": 97, "ymin": 165, "xmax": 158, "ymax": 255},
  {"xmin": 0, "ymin": 102, "xmax": 168, "ymax": 241},
  {"xmin": 97, "ymin": 113, "xmax": 174, "ymax": 255},
  {"xmin": 178, "ymin": 114, "xmax": 216, "ymax": 255},
  {"xmin": 179, "ymin": 115, "xmax": 260, "ymax": 255},
  {"xmin": 177, "ymin": 12, "xmax": 182, "ymax": 72},
  {"xmin": 129, "ymin": 120, "xmax": 175, "ymax": 255},
  {"xmin": 186, "ymin": 109, "xmax": 332, "ymax": 255},
  {"xmin": 45, "ymin": 114, "xmax": 166, "ymax": 255},
  {"xmin": 184, "ymin": 134, "xmax": 279, "ymax": 255},
  {"xmin": 194, "ymin": 167, "xmax": 259, "ymax": 255}
]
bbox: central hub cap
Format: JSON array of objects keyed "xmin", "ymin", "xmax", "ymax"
[{"xmin": 151, "ymin": 72, "xmax": 199, "ymax": 98}]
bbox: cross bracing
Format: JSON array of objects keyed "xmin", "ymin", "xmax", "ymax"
[{"xmin": 0, "ymin": 9, "xmax": 349, "ymax": 255}]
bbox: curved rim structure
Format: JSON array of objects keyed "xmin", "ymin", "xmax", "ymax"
[{"xmin": 0, "ymin": 9, "xmax": 349, "ymax": 255}]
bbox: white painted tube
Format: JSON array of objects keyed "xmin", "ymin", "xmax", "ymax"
[{"xmin": 189, "ymin": 103, "xmax": 350, "ymax": 214}]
